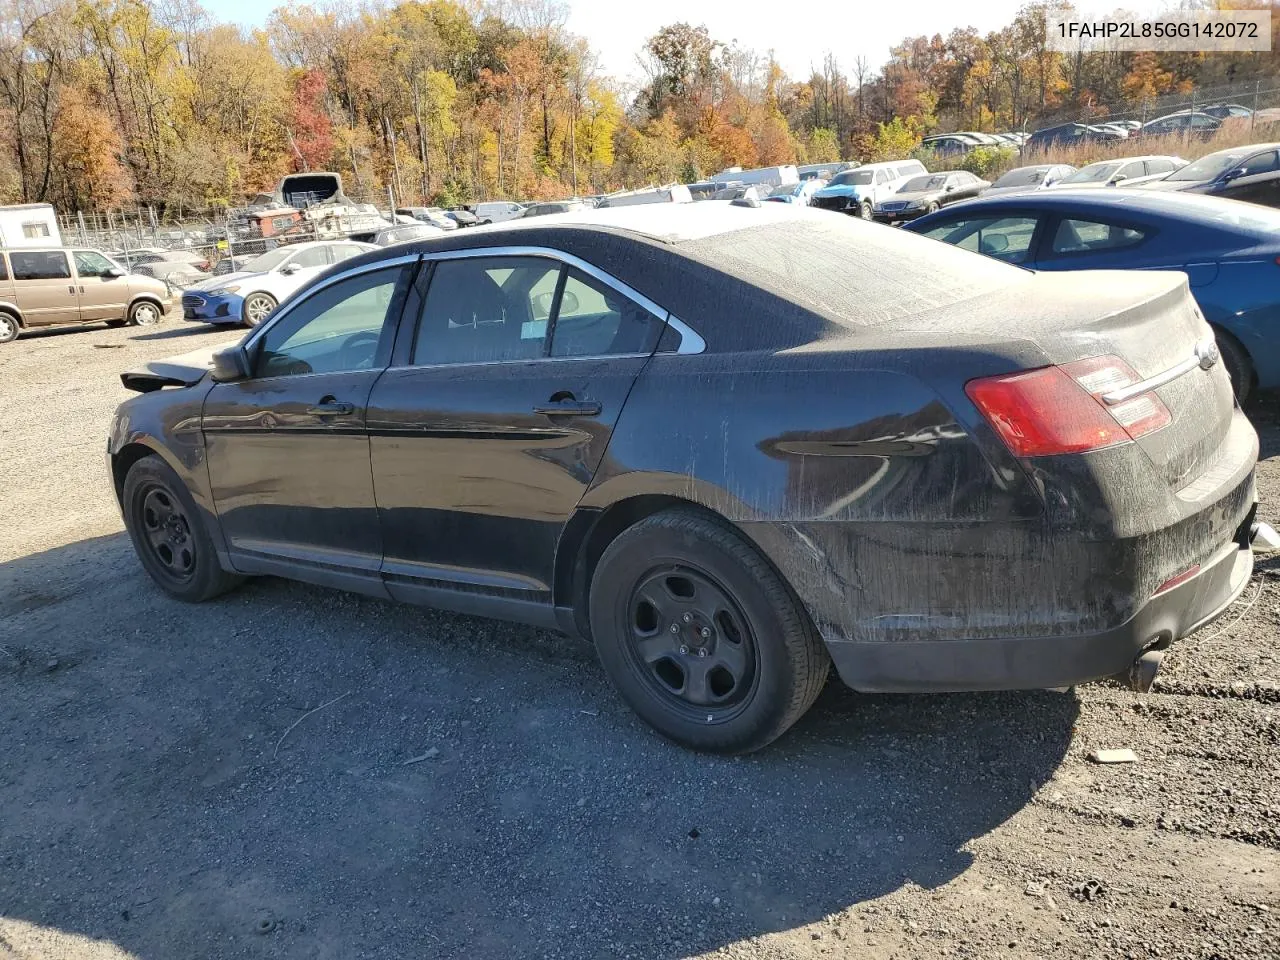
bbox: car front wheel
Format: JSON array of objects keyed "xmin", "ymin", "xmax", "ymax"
[
  {"xmin": 0, "ymin": 312, "xmax": 18, "ymax": 343},
  {"xmin": 242, "ymin": 293, "xmax": 277, "ymax": 327},
  {"xmin": 128, "ymin": 300, "xmax": 162, "ymax": 326},
  {"xmin": 122, "ymin": 455, "xmax": 242, "ymax": 602},
  {"xmin": 859, "ymin": 201, "xmax": 873, "ymax": 220},
  {"xmin": 589, "ymin": 508, "xmax": 830, "ymax": 753}
]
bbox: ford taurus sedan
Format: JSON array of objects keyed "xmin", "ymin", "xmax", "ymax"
[{"xmin": 109, "ymin": 203, "xmax": 1262, "ymax": 753}]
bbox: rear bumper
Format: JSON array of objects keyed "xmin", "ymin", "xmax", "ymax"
[{"xmin": 826, "ymin": 505, "xmax": 1256, "ymax": 693}]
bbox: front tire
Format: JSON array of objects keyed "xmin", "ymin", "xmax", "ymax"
[
  {"xmin": 242, "ymin": 292, "xmax": 276, "ymax": 327},
  {"xmin": 0, "ymin": 312, "xmax": 18, "ymax": 343},
  {"xmin": 122, "ymin": 455, "xmax": 242, "ymax": 602},
  {"xmin": 128, "ymin": 300, "xmax": 162, "ymax": 326},
  {"xmin": 588, "ymin": 509, "xmax": 830, "ymax": 753},
  {"xmin": 859, "ymin": 201, "xmax": 873, "ymax": 220}
]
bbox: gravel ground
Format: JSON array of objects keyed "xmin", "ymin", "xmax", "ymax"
[{"xmin": 0, "ymin": 319, "xmax": 1277, "ymax": 960}]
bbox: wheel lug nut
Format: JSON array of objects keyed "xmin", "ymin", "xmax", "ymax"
[
  {"xmin": 699, "ymin": 627, "xmax": 711, "ymax": 639},
  {"xmin": 682, "ymin": 613, "xmax": 693, "ymax": 623},
  {"xmin": 679, "ymin": 645, "xmax": 689, "ymax": 655},
  {"xmin": 697, "ymin": 648, "xmax": 708, "ymax": 657},
  {"xmin": 670, "ymin": 624, "xmax": 680, "ymax": 634}
]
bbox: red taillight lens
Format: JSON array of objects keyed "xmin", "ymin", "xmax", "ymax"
[{"xmin": 966, "ymin": 355, "xmax": 1171, "ymax": 458}]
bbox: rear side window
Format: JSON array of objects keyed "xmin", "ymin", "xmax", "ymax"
[
  {"xmin": 1051, "ymin": 218, "xmax": 1148, "ymax": 255},
  {"xmin": 11, "ymin": 251, "xmax": 70, "ymax": 280},
  {"xmin": 291, "ymin": 247, "xmax": 332, "ymax": 269},
  {"xmin": 0, "ymin": 255, "xmax": 7, "ymax": 281},
  {"xmin": 550, "ymin": 269, "xmax": 664, "ymax": 357},
  {"xmin": 414, "ymin": 257, "xmax": 560, "ymax": 366},
  {"xmin": 1241, "ymin": 151, "xmax": 1280, "ymax": 175}
]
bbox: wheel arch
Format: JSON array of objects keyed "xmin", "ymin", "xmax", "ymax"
[
  {"xmin": 128, "ymin": 293, "xmax": 165, "ymax": 316},
  {"xmin": 0, "ymin": 302, "xmax": 25, "ymax": 327},
  {"xmin": 110, "ymin": 440, "xmax": 170, "ymax": 507}
]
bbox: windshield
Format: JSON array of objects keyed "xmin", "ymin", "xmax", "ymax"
[
  {"xmin": 241, "ymin": 248, "xmax": 293, "ymax": 273},
  {"xmin": 1061, "ymin": 162, "xmax": 1121, "ymax": 184},
  {"xmin": 901, "ymin": 175, "xmax": 946, "ymax": 192},
  {"xmin": 992, "ymin": 167, "xmax": 1049, "ymax": 187},
  {"xmin": 1167, "ymin": 151, "xmax": 1246, "ymax": 181},
  {"xmin": 830, "ymin": 171, "xmax": 874, "ymax": 186}
]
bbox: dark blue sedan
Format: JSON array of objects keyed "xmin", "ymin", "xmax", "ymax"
[{"xmin": 905, "ymin": 190, "xmax": 1280, "ymax": 400}]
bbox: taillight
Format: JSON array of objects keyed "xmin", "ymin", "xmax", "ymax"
[{"xmin": 966, "ymin": 355, "xmax": 1171, "ymax": 458}]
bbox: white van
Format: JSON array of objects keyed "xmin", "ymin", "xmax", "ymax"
[
  {"xmin": 709, "ymin": 165, "xmax": 800, "ymax": 189},
  {"xmin": 810, "ymin": 159, "xmax": 928, "ymax": 219},
  {"xmin": 598, "ymin": 185, "xmax": 693, "ymax": 207}
]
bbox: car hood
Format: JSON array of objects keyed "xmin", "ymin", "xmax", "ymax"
[
  {"xmin": 812, "ymin": 184, "xmax": 867, "ymax": 199},
  {"xmin": 982, "ymin": 184, "xmax": 1046, "ymax": 196},
  {"xmin": 882, "ymin": 189, "xmax": 941, "ymax": 204},
  {"xmin": 1135, "ymin": 178, "xmax": 1198, "ymax": 191},
  {"xmin": 186, "ymin": 271, "xmax": 256, "ymax": 292},
  {"xmin": 120, "ymin": 344, "xmax": 220, "ymax": 393}
]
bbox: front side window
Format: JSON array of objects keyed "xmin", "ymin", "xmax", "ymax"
[
  {"xmin": 413, "ymin": 257, "xmax": 560, "ymax": 366},
  {"xmin": 1117, "ymin": 161, "xmax": 1145, "ymax": 181},
  {"xmin": 255, "ymin": 265, "xmax": 408, "ymax": 378},
  {"xmin": 1145, "ymin": 158, "xmax": 1175, "ymax": 176},
  {"xmin": 73, "ymin": 251, "xmax": 116, "ymax": 278},
  {"xmin": 1051, "ymin": 218, "xmax": 1148, "ymax": 255},
  {"xmin": 332, "ymin": 244, "xmax": 367, "ymax": 262},
  {"xmin": 11, "ymin": 251, "xmax": 70, "ymax": 280},
  {"xmin": 550, "ymin": 269, "xmax": 665, "ymax": 357},
  {"xmin": 919, "ymin": 216, "xmax": 1040, "ymax": 264},
  {"xmin": 290, "ymin": 247, "xmax": 332, "ymax": 270},
  {"xmin": 0, "ymin": 255, "xmax": 7, "ymax": 280}
]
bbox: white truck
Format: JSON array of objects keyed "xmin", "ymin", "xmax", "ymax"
[{"xmin": 0, "ymin": 203, "xmax": 61, "ymax": 248}]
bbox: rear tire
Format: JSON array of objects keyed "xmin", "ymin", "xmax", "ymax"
[
  {"xmin": 1215, "ymin": 329, "xmax": 1253, "ymax": 404},
  {"xmin": 859, "ymin": 201, "xmax": 873, "ymax": 220},
  {"xmin": 588, "ymin": 508, "xmax": 830, "ymax": 753},
  {"xmin": 0, "ymin": 312, "xmax": 18, "ymax": 343},
  {"xmin": 122, "ymin": 455, "xmax": 242, "ymax": 602}
]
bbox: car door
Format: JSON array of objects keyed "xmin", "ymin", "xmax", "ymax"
[
  {"xmin": 941, "ymin": 174, "xmax": 973, "ymax": 207},
  {"xmin": 366, "ymin": 253, "xmax": 669, "ymax": 620},
  {"xmin": 9, "ymin": 250, "xmax": 79, "ymax": 326},
  {"xmin": 71, "ymin": 250, "xmax": 129, "ymax": 321},
  {"xmin": 1025, "ymin": 214, "xmax": 1218, "ymax": 282},
  {"xmin": 1112, "ymin": 160, "xmax": 1146, "ymax": 186},
  {"xmin": 1217, "ymin": 150, "xmax": 1280, "ymax": 206},
  {"xmin": 202, "ymin": 258, "xmax": 416, "ymax": 592}
]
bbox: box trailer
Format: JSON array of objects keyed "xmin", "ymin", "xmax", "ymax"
[
  {"xmin": 0, "ymin": 203, "xmax": 61, "ymax": 248},
  {"xmin": 709, "ymin": 165, "xmax": 800, "ymax": 188}
]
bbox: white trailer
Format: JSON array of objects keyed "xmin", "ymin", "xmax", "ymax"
[
  {"xmin": 0, "ymin": 203, "xmax": 61, "ymax": 248},
  {"xmin": 709, "ymin": 165, "xmax": 800, "ymax": 188}
]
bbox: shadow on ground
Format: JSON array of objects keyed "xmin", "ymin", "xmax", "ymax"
[
  {"xmin": 0, "ymin": 534, "xmax": 1077, "ymax": 959},
  {"xmin": 129, "ymin": 325, "xmax": 240, "ymax": 342}
]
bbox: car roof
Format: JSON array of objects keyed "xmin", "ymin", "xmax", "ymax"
[
  {"xmin": 914, "ymin": 187, "xmax": 1280, "ymax": 228},
  {"xmin": 1200, "ymin": 141, "xmax": 1280, "ymax": 158},
  {"xmin": 1078, "ymin": 155, "xmax": 1182, "ymax": 165}
]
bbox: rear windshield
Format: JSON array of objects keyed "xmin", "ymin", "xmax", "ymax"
[
  {"xmin": 830, "ymin": 171, "xmax": 873, "ymax": 186},
  {"xmin": 684, "ymin": 214, "xmax": 1024, "ymax": 329}
]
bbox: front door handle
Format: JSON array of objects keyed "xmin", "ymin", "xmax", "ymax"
[
  {"xmin": 533, "ymin": 399, "xmax": 602, "ymax": 417},
  {"xmin": 68, "ymin": 285, "xmax": 76, "ymax": 295},
  {"xmin": 306, "ymin": 399, "xmax": 355, "ymax": 416}
]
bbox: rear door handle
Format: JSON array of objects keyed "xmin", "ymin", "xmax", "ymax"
[
  {"xmin": 533, "ymin": 399, "xmax": 602, "ymax": 417},
  {"xmin": 306, "ymin": 400, "xmax": 355, "ymax": 416}
]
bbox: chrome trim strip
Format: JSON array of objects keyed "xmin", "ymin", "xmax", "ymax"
[
  {"xmin": 1101, "ymin": 342, "xmax": 1211, "ymax": 405},
  {"xmin": 666, "ymin": 314, "xmax": 706, "ymax": 355},
  {"xmin": 243, "ymin": 252, "xmax": 423, "ymax": 349}
]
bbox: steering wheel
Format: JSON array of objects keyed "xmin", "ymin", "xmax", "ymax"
[{"xmin": 338, "ymin": 330, "xmax": 381, "ymax": 369}]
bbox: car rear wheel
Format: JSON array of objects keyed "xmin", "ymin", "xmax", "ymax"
[
  {"xmin": 1215, "ymin": 329, "xmax": 1253, "ymax": 404},
  {"xmin": 122, "ymin": 455, "xmax": 242, "ymax": 602},
  {"xmin": 0, "ymin": 312, "xmax": 18, "ymax": 343},
  {"xmin": 859, "ymin": 201, "xmax": 873, "ymax": 220},
  {"xmin": 588, "ymin": 508, "xmax": 829, "ymax": 753},
  {"xmin": 128, "ymin": 300, "xmax": 162, "ymax": 326},
  {"xmin": 242, "ymin": 293, "xmax": 276, "ymax": 327}
]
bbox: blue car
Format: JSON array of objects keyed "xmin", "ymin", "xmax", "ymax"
[
  {"xmin": 905, "ymin": 190, "xmax": 1280, "ymax": 400},
  {"xmin": 180, "ymin": 288, "xmax": 245, "ymax": 325}
]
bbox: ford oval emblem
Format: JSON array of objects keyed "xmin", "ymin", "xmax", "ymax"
[{"xmin": 1195, "ymin": 338, "xmax": 1220, "ymax": 371}]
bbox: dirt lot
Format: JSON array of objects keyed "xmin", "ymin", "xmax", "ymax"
[{"xmin": 1, "ymin": 319, "xmax": 1277, "ymax": 960}]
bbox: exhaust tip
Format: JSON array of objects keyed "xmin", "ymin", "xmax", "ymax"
[
  {"xmin": 1251, "ymin": 522, "xmax": 1280, "ymax": 554},
  {"xmin": 1129, "ymin": 648, "xmax": 1165, "ymax": 693}
]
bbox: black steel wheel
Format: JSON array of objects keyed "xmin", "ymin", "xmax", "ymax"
[
  {"xmin": 589, "ymin": 508, "xmax": 830, "ymax": 753},
  {"xmin": 122, "ymin": 455, "xmax": 242, "ymax": 602}
]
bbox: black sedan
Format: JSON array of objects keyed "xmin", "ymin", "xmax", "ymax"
[
  {"xmin": 1140, "ymin": 142, "xmax": 1280, "ymax": 208},
  {"xmin": 109, "ymin": 204, "xmax": 1261, "ymax": 753},
  {"xmin": 872, "ymin": 171, "xmax": 988, "ymax": 222}
]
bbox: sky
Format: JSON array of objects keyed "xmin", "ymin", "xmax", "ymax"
[{"xmin": 200, "ymin": 0, "xmax": 1168, "ymax": 85}]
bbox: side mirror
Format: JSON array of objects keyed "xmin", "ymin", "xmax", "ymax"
[
  {"xmin": 280, "ymin": 263, "xmax": 300, "ymax": 276},
  {"xmin": 210, "ymin": 344, "xmax": 253, "ymax": 383},
  {"xmin": 1222, "ymin": 167, "xmax": 1246, "ymax": 182},
  {"xmin": 105, "ymin": 267, "xmax": 125, "ymax": 278},
  {"xmin": 944, "ymin": 184, "xmax": 956, "ymax": 193},
  {"xmin": 1111, "ymin": 174, "xmax": 1127, "ymax": 184}
]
